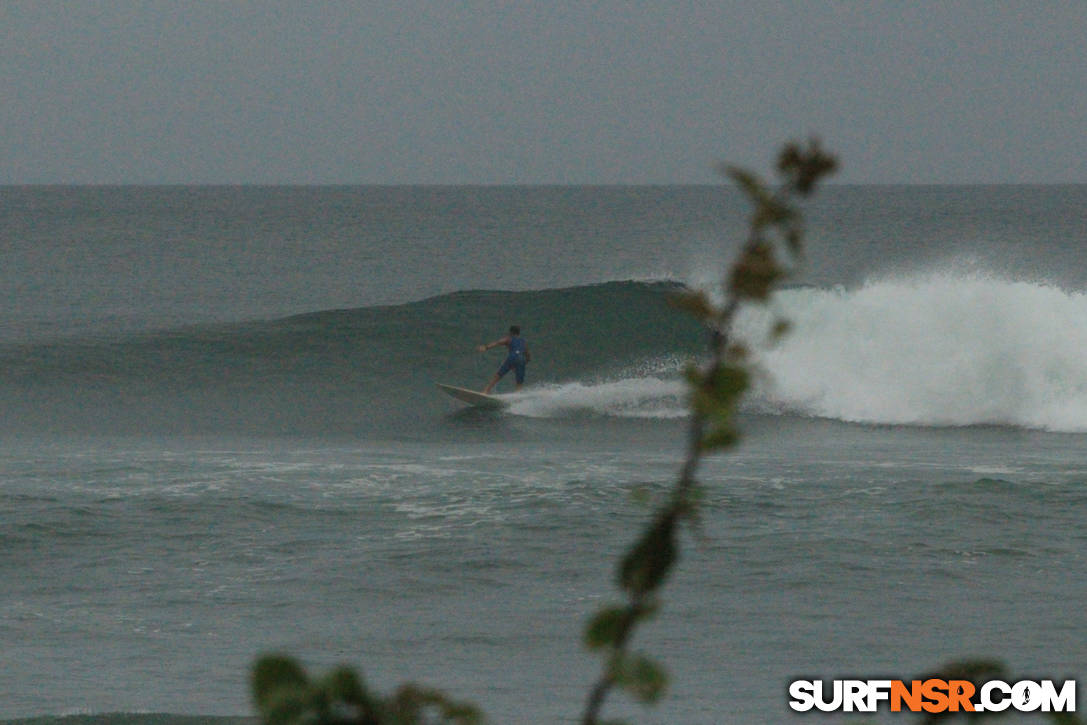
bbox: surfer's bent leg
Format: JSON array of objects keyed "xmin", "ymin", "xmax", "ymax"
[{"xmin": 483, "ymin": 358, "xmax": 512, "ymax": 393}]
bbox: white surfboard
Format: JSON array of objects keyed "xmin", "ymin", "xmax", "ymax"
[{"xmin": 437, "ymin": 383, "xmax": 508, "ymax": 409}]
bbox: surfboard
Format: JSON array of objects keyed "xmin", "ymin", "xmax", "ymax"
[{"xmin": 436, "ymin": 383, "xmax": 508, "ymax": 409}]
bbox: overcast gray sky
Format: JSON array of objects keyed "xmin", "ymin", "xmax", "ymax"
[{"xmin": 2, "ymin": 1, "xmax": 1084, "ymax": 184}]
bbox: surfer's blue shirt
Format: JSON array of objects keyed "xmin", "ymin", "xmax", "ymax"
[
  {"xmin": 507, "ymin": 336, "xmax": 527, "ymax": 361},
  {"xmin": 498, "ymin": 335, "xmax": 528, "ymax": 384}
]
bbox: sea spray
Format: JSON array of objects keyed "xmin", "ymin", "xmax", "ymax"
[
  {"xmin": 507, "ymin": 377, "xmax": 688, "ymax": 419},
  {"xmin": 739, "ymin": 272, "xmax": 1087, "ymax": 431}
]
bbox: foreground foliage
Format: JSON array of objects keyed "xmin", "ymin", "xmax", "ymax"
[
  {"xmin": 579, "ymin": 139, "xmax": 836, "ymax": 724},
  {"xmin": 251, "ymin": 655, "xmax": 482, "ymax": 725}
]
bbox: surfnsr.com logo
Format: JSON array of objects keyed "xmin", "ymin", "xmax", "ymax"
[{"xmin": 788, "ymin": 679, "xmax": 1076, "ymax": 713}]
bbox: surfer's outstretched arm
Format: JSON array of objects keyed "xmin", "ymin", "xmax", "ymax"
[{"xmin": 477, "ymin": 335, "xmax": 510, "ymax": 353}]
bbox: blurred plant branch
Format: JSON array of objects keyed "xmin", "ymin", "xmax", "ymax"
[{"xmin": 579, "ymin": 139, "xmax": 837, "ymax": 725}]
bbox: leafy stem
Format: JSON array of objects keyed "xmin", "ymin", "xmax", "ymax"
[{"xmin": 578, "ymin": 140, "xmax": 837, "ymax": 725}]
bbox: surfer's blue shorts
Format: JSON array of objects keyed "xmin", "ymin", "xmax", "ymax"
[{"xmin": 497, "ymin": 357, "xmax": 526, "ymax": 384}]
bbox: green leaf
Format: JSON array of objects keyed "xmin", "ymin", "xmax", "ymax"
[
  {"xmin": 683, "ymin": 362, "xmax": 703, "ymax": 384},
  {"xmin": 688, "ymin": 386, "xmax": 715, "ymax": 417},
  {"xmin": 667, "ymin": 289, "xmax": 715, "ymax": 321},
  {"xmin": 612, "ymin": 652, "xmax": 669, "ymax": 703},
  {"xmin": 728, "ymin": 242, "xmax": 783, "ymax": 301},
  {"xmin": 321, "ymin": 665, "xmax": 370, "ymax": 707},
  {"xmin": 584, "ymin": 606, "xmax": 630, "ymax": 650},
  {"xmin": 260, "ymin": 688, "xmax": 311, "ymax": 725},
  {"xmin": 708, "ymin": 363, "xmax": 749, "ymax": 403},
  {"xmin": 252, "ymin": 655, "xmax": 310, "ymax": 714},
  {"xmin": 441, "ymin": 701, "xmax": 484, "ymax": 724},
  {"xmin": 617, "ymin": 509, "xmax": 678, "ymax": 595},
  {"xmin": 725, "ymin": 343, "xmax": 749, "ymax": 361},
  {"xmin": 700, "ymin": 421, "xmax": 739, "ymax": 451},
  {"xmin": 776, "ymin": 138, "xmax": 838, "ymax": 195},
  {"xmin": 752, "ymin": 197, "xmax": 796, "ymax": 230},
  {"xmin": 389, "ymin": 683, "xmax": 483, "ymax": 724},
  {"xmin": 769, "ymin": 319, "xmax": 791, "ymax": 341},
  {"xmin": 723, "ymin": 166, "xmax": 772, "ymax": 209},
  {"xmin": 687, "ymin": 363, "xmax": 748, "ymax": 424}
]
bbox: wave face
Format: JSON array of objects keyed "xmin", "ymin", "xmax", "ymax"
[
  {"xmin": 742, "ymin": 273, "xmax": 1087, "ymax": 431},
  {"xmin": 6, "ymin": 274, "xmax": 1087, "ymax": 434},
  {"xmin": 0, "ymin": 281, "xmax": 704, "ymax": 434}
]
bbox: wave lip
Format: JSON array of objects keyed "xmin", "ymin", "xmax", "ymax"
[{"xmin": 742, "ymin": 272, "xmax": 1087, "ymax": 432}]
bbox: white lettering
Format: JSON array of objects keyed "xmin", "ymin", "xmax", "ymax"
[
  {"xmin": 981, "ymin": 680, "xmax": 1011, "ymax": 712},
  {"xmin": 843, "ymin": 680, "xmax": 867, "ymax": 712},
  {"xmin": 1040, "ymin": 680, "xmax": 1076, "ymax": 713},
  {"xmin": 867, "ymin": 680, "xmax": 893, "ymax": 711},
  {"xmin": 1013, "ymin": 681, "xmax": 1043, "ymax": 712},
  {"xmin": 788, "ymin": 680, "xmax": 816, "ymax": 712},
  {"xmin": 814, "ymin": 680, "xmax": 843, "ymax": 712}
]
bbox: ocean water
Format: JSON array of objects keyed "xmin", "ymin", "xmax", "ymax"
[{"xmin": 1, "ymin": 185, "xmax": 1085, "ymax": 724}]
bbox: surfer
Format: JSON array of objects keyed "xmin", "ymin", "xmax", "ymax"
[{"xmin": 478, "ymin": 325, "xmax": 531, "ymax": 393}]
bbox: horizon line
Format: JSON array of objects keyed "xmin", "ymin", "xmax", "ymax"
[{"xmin": 2, "ymin": 181, "xmax": 1083, "ymax": 188}]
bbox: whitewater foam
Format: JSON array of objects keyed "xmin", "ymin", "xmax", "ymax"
[
  {"xmin": 508, "ymin": 376, "xmax": 688, "ymax": 419},
  {"xmin": 739, "ymin": 272, "xmax": 1087, "ymax": 431}
]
